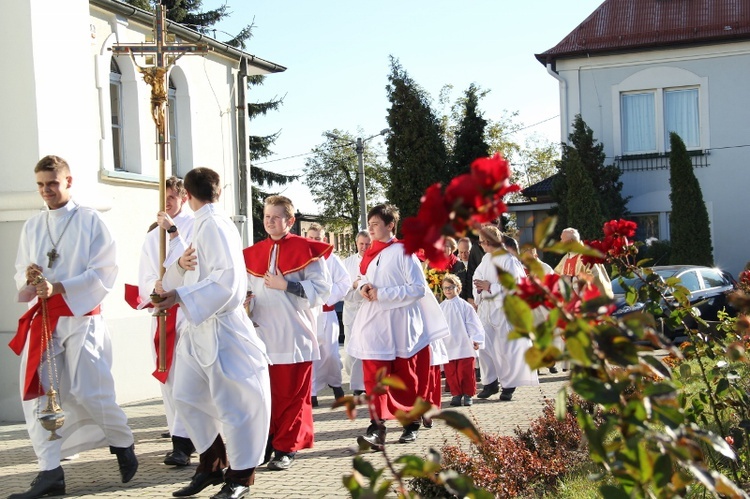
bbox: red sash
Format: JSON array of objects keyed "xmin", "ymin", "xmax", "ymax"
[
  {"xmin": 152, "ymin": 305, "xmax": 179, "ymax": 384},
  {"xmin": 123, "ymin": 284, "xmax": 178, "ymax": 384},
  {"xmin": 244, "ymin": 233, "xmax": 332, "ymax": 277},
  {"xmin": 10, "ymin": 295, "xmax": 100, "ymax": 401},
  {"xmin": 359, "ymin": 238, "xmax": 397, "ymax": 275},
  {"xmin": 323, "ymin": 304, "xmax": 335, "ymax": 312}
]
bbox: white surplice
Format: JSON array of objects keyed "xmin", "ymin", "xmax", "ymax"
[
  {"xmin": 14, "ymin": 200, "xmax": 133, "ymax": 471},
  {"xmin": 246, "ymin": 251, "xmax": 330, "ymax": 365},
  {"xmin": 162, "ymin": 203, "xmax": 270, "ymax": 469},
  {"xmin": 137, "ymin": 209, "xmax": 193, "ymax": 438},
  {"xmin": 440, "ymin": 296, "xmax": 485, "ymax": 361},
  {"xmin": 312, "ymin": 252, "xmax": 351, "ymax": 395},
  {"xmin": 341, "ymin": 252, "xmax": 366, "ymax": 391},
  {"xmin": 473, "ymin": 252, "xmax": 538, "ymax": 388},
  {"xmin": 347, "ymin": 242, "xmax": 449, "ymax": 361}
]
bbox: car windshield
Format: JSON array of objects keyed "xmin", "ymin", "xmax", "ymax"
[{"xmin": 611, "ymin": 269, "xmax": 679, "ymax": 296}]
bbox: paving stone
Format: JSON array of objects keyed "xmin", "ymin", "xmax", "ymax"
[{"xmin": 0, "ymin": 363, "xmax": 569, "ymax": 498}]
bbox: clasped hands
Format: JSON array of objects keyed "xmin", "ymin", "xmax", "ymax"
[{"xmin": 359, "ymin": 283, "xmax": 378, "ymax": 301}]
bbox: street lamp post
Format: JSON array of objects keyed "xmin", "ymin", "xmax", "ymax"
[{"xmin": 326, "ymin": 129, "xmax": 389, "ymax": 229}]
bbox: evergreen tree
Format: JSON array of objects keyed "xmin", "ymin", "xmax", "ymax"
[
  {"xmin": 668, "ymin": 132, "xmax": 713, "ymax": 265},
  {"xmin": 551, "ymin": 114, "xmax": 628, "ymax": 230},
  {"xmin": 304, "ymin": 131, "xmax": 389, "ymax": 235},
  {"xmin": 448, "ymin": 84, "xmax": 490, "ymax": 179},
  {"xmin": 385, "ymin": 56, "xmax": 448, "ymax": 222},
  {"xmin": 565, "ymin": 148, "xmax": 603, "ymax": 240},
  {"xmin": 124, "ymin": 0, "xmax": 295, "ymax": 243}
]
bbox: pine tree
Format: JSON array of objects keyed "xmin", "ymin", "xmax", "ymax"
[
  {"xmin": 448, "ymin": 84, "xmax": 490, "ymax": 179},
  {"xmin": 552, "ymin": 114, "xmax": 628, "ymax": 230},
  {"xmin": 668, "ymin": 132, "xmax": 713, "ymax": 265},
  {"xmin": 385, "ymin": 57, "xmax": 448, "ymax": 222},
  {"xmin": 565, "ymin": 148, "xmax": 603, "ymax": 240},
  {"xmin": 124, "ymin": 0, "xmax": 295, "ymax": 243}
]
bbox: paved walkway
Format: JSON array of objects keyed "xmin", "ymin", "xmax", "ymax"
[{"xmin": 0, "ymin": 372, "xmax": 569, "ymax": 498}]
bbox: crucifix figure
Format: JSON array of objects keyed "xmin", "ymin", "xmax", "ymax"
[{"xmin": 111, "ymin": 1, "xmax": 208, "ymax": 371}]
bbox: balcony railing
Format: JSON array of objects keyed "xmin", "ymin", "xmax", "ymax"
[{"xmin": 614, "ymin": 150, "xmax": 709, "ymax": 172}]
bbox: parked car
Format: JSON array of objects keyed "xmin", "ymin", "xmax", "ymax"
[{"xmin": 611, "ymin": 265, "xmax": 737, "ymax": 339}]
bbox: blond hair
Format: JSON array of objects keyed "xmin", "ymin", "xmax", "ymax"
[{"xmin": 442, "ymin": 273, "xmax": 462, "ymax": 292}]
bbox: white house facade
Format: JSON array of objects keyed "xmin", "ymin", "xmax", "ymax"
[
  {"xmin": 535, "ymin": 0, "xmax": 750, "ymax": 277},
  {"xmin": 0, "ymin": 0, "xmax": 285, "ymax": 421}
]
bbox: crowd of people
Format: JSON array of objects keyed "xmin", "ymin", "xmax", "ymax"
[{"xmin": 8, "ymin": 156, "xmax": 588, "ymax": 499}]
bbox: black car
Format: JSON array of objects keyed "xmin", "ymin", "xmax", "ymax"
[{"xmin": 611, "ymin": 265, "xmax": 737, "ymax": 339}]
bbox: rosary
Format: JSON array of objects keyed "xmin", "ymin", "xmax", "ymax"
[{"xmin": 46, "ymin": 207, "xmax": 78, "ymax": 268}]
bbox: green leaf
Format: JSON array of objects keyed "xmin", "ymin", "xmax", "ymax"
[
  {"xmin": 534, "ymin": 216, "xmax": 557, "ymax": 247},
  {"xmin": 572, "ymin": 378, "xmax": 621, "ymax": 405},
  {"xmin": 352, "ymin": 456, "xmax": 376, "ymax": 478},
  {"xmin": 598, "ymin": 485, "xmax": 630, "ymax": 499},
  {"xmin": 432, "ymin": 410, "xmax": 483, "ymax": 444},
  {"xmin": 504, "ymin": 294, "xmax": 534, "ymax": 332},
  {"xmin": 555, "ymin": 387, "xmax": 568, "ymax": 420},
  {"xmin": 679, "ymin": 363, "xmax": 691, "ymax": 378},
  {"xmin": 652, "ymin": 453, "xmax": 673, "ymax": 489},
  {"xmin": 496, "ymin": 268, "xmax": 517, "ymax": 290}
]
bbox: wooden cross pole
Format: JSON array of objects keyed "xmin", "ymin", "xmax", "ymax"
[{"xmin": 111, "ymin": 2, "xmax": 209, "ymax": 372}]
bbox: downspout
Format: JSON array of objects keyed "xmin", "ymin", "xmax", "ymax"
[
  {"xmin": 236, "ymin": 57, "xmax": 250, "ymax": 246},
  {"xmin": 546, "ymin": 62, "xmax": 568, "ymax": 142}
]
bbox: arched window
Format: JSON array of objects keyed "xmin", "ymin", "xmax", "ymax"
[
  {"xmin": 110, "ymin": 59, "xmax": 124, "ymax": 170},
  {"xmin": 168, "ymin": 77, "xmax": 179, "ymax": 170}
]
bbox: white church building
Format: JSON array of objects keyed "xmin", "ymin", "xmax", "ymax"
[{"xmin": 0, "ymin": 0, "xmax": 285, "ymax": 421}]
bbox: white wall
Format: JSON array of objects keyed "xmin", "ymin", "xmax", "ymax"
[{"xmin": 551, "ymin": 42, "xmax": 750, "ymax": 277}]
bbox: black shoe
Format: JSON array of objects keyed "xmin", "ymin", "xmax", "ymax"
[
  {"xmin": 449, "ymin": 395, "xmax": 462, "ymax": 407},
  {"xmin": 352, "ymin": 389, "xmax": 365, "ymax": 396},
  {"xmin": 110, "ymin": 444, "xmax": 138, "ymax": 483},
  {"xmin": 173, "ymin": 471, "xmax": 224, "ymax": 497},
  {"xmin": 422, "ymin": 415, "xmax": 432, "ymax": 429},
  {"xmin": 331, "ymin": 385, "xmax": 346, "ymax": 400},
  {"xmin": 462, "ymin": 395, "xmax": 473, "ymax": 406},
  {"xmin": 549, "ymin": 366, "xmax": 559, "ymax": 374},
  {"xmin": 499, "ymin": 387, "xmax": 516, "ymax": 401},
  {"xmin": 8, "ymin": 467, "xmax": 65, "ymax": 499},
  {"xmin": 164, "ymin": 449, "xmax": 191, "ymax": 466},
  {"xmin": 476, "ymin": 380, "xmax": 499, "ymax": 399},
  {"xmin": 311, "ymin": 396, "xmax": 318, "ymax": 408},
  {"xmin": 357, "ymin": 422, "xmax": 386, "ymax": 451},
  {"xmin": 161, "ymin": 430, "xmax": 171, "ymax": 438},
  {"xmin": 210, "ymin": 481, "xmax": 249, "ymax": 499},
  {"xmin": 267, "ymin": 452, "xmax": 295, "ymax": 471},
  {"xmin": 398, "ymin": 422, "xmax": 420, "ymax": 444}
]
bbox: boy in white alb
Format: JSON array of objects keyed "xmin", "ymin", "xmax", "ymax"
[
  {"xmin": 243, "ymin": 196, "xmax": 332, "ymax": 471},
  {"xmin": 347, "ymin": 204, "xmax": 449, "ymax": 449},
  {"xmin": 307, "ymin": 223, "xmax": 351, "ymax": 406},
  {"xmin": 439, "ymin": 273, "xmax": 484, "ymax": 407},
  {"xmin": 156, "ymin": 167, "xmax": 270, "ymax": 499},
  {"xmin": 136, "ymin": 176, "xmax": 195, "ymax": 466}
]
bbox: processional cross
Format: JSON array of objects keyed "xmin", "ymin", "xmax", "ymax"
[{"xmin": 111, "ymin": 1, "xmax": 209, "ymax": 371}]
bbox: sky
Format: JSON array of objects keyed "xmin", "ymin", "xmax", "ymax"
[{"xmin": 202, "ymin": 0, "xmax": 604, "ymax": 213}]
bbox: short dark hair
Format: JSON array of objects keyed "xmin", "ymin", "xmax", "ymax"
[
  {"xmin": 166, "ymin": 176, "xmax": 186, "ymax": 197},
  {"xmin": 502, "ymin": 235, "xmax": 519, "ymax": 254},
  {"xmin": 368, "ymin": 204, "xmax": 400, "ymax": 229},
  {"xmin": 34, "ymin": 155, "xmax": 70, "ymax": 175},
  {"xmin": 184, "ymin": 167, "xmax": 221, "ymax": 203}
]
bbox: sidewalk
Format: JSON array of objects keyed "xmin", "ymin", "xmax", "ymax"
[{"xmin": 0, "ymin": 372, "xmax": 569, "ymax": 498}]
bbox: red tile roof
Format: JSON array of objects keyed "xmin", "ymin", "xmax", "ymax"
[{"xmin": 536, "ymin": 0, "xmax": 750, "ymax": 66}]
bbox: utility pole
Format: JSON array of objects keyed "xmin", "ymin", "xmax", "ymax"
[
  {"xmin": 326, "ymin": 129, "xmax": 389, "ymax": 229},
  {"xmin": 111, "ymin": 1, "xmax": 208, "ymax": 372}
]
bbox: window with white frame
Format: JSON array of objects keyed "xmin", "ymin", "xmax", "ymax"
[
  {"xmin": 621, "ymin": 86, "xmax": 700, "ymax": 154},
  {"xmin": 110, "ymin": 59, "xmax": 124, "ymax": 170}
]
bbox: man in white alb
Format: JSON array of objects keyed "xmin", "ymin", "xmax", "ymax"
[
  {"xmin": 341, "ymin": 230, "xmax": 370, "ymax": 394},
  {"xmin": 9, "ymin": 155, "xmax": 137, "ymax": 499}
]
